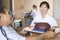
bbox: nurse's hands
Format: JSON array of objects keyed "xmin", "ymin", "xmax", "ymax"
[
  {"xmin": 24, "ymin": 26, "xmax": 34, "ymax": 31},
  {"xmin": 29, "ymin": 26, "xmax": 34, "ymax": 30},
  {"xmin": 20, "ymin": 26, "xmax": 34, "ymax": 35}
]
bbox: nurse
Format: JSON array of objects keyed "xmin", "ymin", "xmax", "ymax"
[
  {"xmin": 30, "ymin": 1, "xmax": 57, "ymax": 39},
  {"xmin": 21, "ymin": 1, "xmax": 58, "ymax": 40},
  {"xmin": 0, "ymin": 6, "xmax": 39, "ymax": 40},
  {"xmin": 31, "ymin": 1, "xmax": 57, "ymax": 28},
  {"xmin": 31, "ymin": 4, "xmax": 39, "ymax": 19}
]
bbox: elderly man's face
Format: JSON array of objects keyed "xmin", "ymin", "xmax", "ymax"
[{"xmin": 1, "ymin": 10, "xmax": 11, "ymax": 27}]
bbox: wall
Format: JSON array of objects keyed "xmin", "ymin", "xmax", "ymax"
[
  {"xmin": 57, "ymin": 20, "xmax": 60, "ymax": 27},
  {"xmin": 24, "ymin": 0, "xmax": 54, "ymax": 16},
  {"xmin": 2, "ymin": 0, "xmax": 24, "ymax": 18},
  {"xmin": 0, "ymin": 0, "xmax": 2, "ymax": 6},
  {"xmin": 54, "ymin": 0, "xmax": 60, "ymax": 26},
  {"xmin": 14, "ymin": 0, "xmax": 24, "ymax": 18},
  {"xmin": 54, "ymin": 0, "xmax": 60, "ymax": 20},
  {"xmin": 2, "ymin": 0, "xmax": 10, "ymax": 10}
]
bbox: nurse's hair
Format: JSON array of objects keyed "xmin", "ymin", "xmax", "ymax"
[
  {"xmin": 40, "ymin": 1, "xmax": 50, "ymax": 9},
  {"xmin": 32, "ymin": 4, "xmax": 37, "ymax": 9}
]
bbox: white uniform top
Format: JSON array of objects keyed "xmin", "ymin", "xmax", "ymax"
[
  {"xmin": 0, "ymin": 26, "xmax": 26, "ymax": 40},
  {"xmin": 31, "ymin": 14, "xmax": 57, "ymax": 29},
  {"xmin": 31, "ymin": 9, "xmax": 40, "ymax": 18}
]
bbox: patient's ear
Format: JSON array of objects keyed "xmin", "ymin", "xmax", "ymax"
[{"xmin": 4, "ymin": 9, "xmax": 9, "ymax": 15}]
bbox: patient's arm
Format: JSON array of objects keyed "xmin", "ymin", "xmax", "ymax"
[
  {"xmin": 26, "ymin": 36, "xmax": 37, "ymax": 40},
  {"xmin": 26, "ymin": 35, "xmax": 43, "ymax": 40}
]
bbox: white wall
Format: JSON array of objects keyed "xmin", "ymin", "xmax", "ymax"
[
  {"xmin": 14, "ymin": 0, "xmax": 24, "ymax": 18},
  {"xmin": 54, "ymin": 0, "xmax": 60, "ymax": 20},
  {"xmin": 2, "ymin": 0, "xmax": 10, "ymax": 10}
]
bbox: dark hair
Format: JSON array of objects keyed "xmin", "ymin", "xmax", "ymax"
[
  {"xmin": 40, "ymin": 1, "xmax": 50, "ymax": 9},
  {"xmin": 0, "ymin": 6, "xmax": 5, "ymax": 14},
  {"xmin": 32, "ymin": 4, "xmax": 37, "ymax": 8}
]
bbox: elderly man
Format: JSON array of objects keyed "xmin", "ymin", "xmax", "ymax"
[{"xmin": 0, "ymin": 6, "xmax": 41, "ymax": 40}]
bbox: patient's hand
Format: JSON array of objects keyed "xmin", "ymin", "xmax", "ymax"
[{"xmin": 26, "ymin": 36, "xmax": 37, "ymax": 40}]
